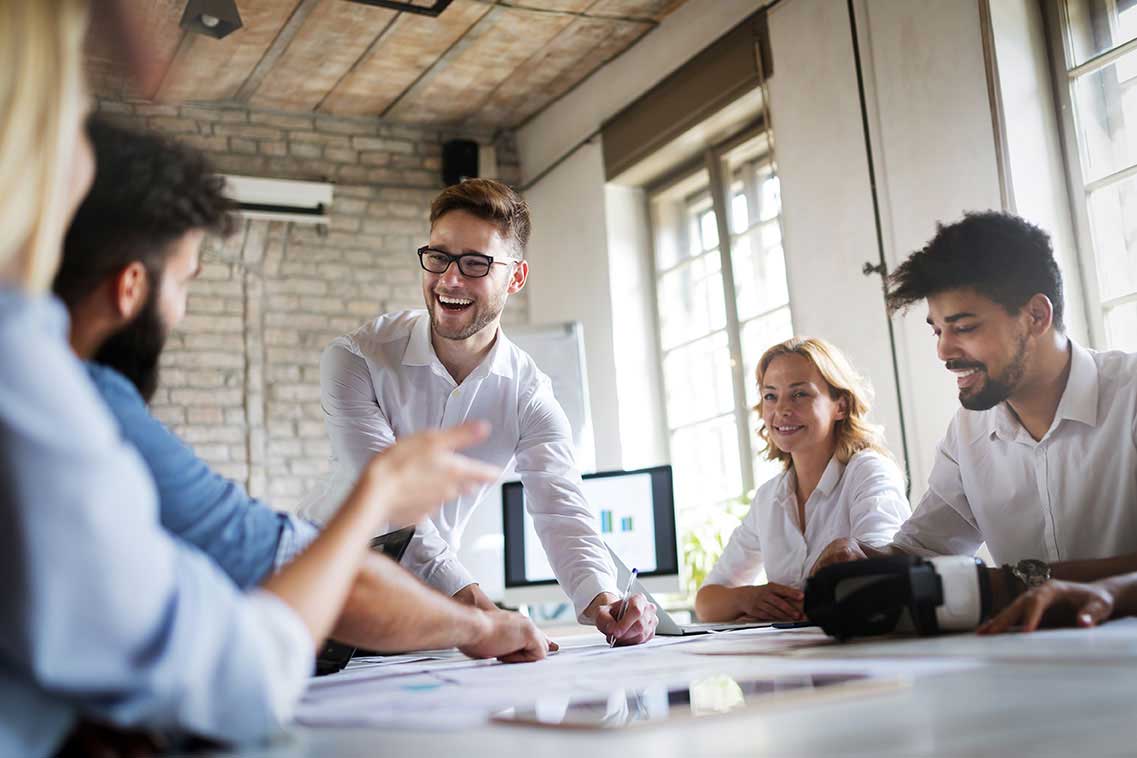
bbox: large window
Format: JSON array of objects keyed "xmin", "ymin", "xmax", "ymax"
[
  {"xmin": 1052, "ymin": 0, "xmax": 1137, "ymax": 350},
  {"xmin": 648, "ymin": 129, "xmax": 792, "ymax": 520}
]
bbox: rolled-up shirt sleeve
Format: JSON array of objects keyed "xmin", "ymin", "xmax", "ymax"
[
  {"xmin": 848, "ymin": 455, "xmax": 911, "ymax": 548},
  {"xmin": 703, "ymin": 497, "xmax": 765, "ymax": 588},
  {"xmin": 515, "ymin": 378, "xmax": 619, "ymax": 619},
  {"xmin": 310, "ymin": 340, "xmax": 473, "ymax": 595},
  {"xmin": 274, "ymin": 516, "xmax": 321, "ymax": 570},
  {"xmin": 0, "ymin": 306, "xmax": 313, "ymax": 748},
  {"xmin": 892, "ymin": 431, "xmax": 984, "ymax": 558}
]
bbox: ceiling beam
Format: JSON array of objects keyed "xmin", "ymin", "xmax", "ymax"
[
  {"xmin": 462, "ymin": 0, "xmax": 604, "ymax": 126},
  {"xmin": 314, "ymin": 11, "xmax": 404, "ymax": 112},
  {"xmin": 379, "ymin": 4, "xmax": 505, "ymax": 119},
  {"xmin": 149, "ymin": 29, "xmax": 196, "ymax": 100},
  {"xmin": 233, "ymin": 0, "xmax": 323, "ymax": 102}
]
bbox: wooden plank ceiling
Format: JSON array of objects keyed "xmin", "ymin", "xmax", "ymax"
[{"xmin": 91, "ymin": 0, "xmax": 689, "ymax": 129}]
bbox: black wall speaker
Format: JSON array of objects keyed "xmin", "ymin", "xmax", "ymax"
[{"xmin": 442, "ymin": 139, "xmax": 479, "ymax": 186}]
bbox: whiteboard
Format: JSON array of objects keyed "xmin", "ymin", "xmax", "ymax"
[
  {"xmin": 456, "ymin": 321, "xmax": 596, "ymax": 601},
  {"xmin": 507, "ymin": 321, "xmax": 596, "ymax": 472}
]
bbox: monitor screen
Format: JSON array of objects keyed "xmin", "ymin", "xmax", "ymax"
[{"xmin": 502, "ymin": 465, "xmax": 678, "ymax": 588}]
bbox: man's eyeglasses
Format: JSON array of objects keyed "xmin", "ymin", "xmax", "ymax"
[{"xmin": 417, "ymin": 246, "xmax": 519, "ymax": 279}]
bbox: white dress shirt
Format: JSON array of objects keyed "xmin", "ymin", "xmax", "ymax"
[
  {"xmin": 704, "ymin": 450, "xmax": 910, "ymax": 590},
  {"xmin": 893, "ymin": 341, "xmax": 1137, "ymax": 564},
  {"xmin": 301, "ymin": 309, "xmax": 618, "ymax": 616}
]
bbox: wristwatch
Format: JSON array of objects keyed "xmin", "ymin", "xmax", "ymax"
[{"xmin": 1011, "ymin": 559, "xmax": 1052, "ymax": 591}]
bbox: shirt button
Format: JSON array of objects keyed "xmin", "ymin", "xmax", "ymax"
[{"xmin": 452, "ymin": 389, "xmax": 460, "ymax": 396}]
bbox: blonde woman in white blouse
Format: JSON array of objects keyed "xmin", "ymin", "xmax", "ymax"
[{"xmin": 695, "ymin": 337, "xmax": 910, "ymax": 622}]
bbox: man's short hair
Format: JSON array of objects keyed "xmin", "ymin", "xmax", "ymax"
[
  {"xmin": 886, "ymin": 211, "xmax": 1065, "ymax": 331},
  {"xmin": 53, "ymin": 115, "xmax": 235, "ymax": 307},
  {"xmin": 429, "ymin": 178, "xmax": 530, "ymax": 258}
]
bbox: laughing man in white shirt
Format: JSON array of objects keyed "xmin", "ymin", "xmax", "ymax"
[
  {"xmin": 813, "ymin": 212, "xmax": 1137, "ymax": 611},
  {"xmin": 304, "ymin": 179, "xmax": 657, "ymax": 645}
]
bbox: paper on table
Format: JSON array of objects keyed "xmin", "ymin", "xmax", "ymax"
[
  {"xmin": 682, "ymin": 626, "xmax": 837, "ymax": 656},
  {"xmin": 295, "ymin": 630, "xmax": 982, "ymax": 730}
]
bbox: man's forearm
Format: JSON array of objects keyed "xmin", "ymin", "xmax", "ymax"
[
  {"xmin": 451, "ymin": 582, "xmax": 499, "ymax": 612},
  {"xmin": 1100, "ymin": 571, "xmax": 1137, "ymax": 618},
  {"xmin": 1051, "ymin": 553, "xmax": 1137, "ymax": 583},
  {"xmin": 330, "ymin": 553, "xmax": 488, "ymax": 651}
]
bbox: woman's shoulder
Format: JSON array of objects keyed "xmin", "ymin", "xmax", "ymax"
[{"xmin": 843, "ymin": 448, "xmax": 904, "ymax": 484}]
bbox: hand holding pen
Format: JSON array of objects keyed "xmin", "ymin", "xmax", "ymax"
[{"xmin": 607, "ymin": 568, "xmax": 639, "ymax": 647}]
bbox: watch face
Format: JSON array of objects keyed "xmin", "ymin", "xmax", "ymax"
[{"xmin": 1015, "ymin": 559, "xmax": 1051, "ymax": 586}]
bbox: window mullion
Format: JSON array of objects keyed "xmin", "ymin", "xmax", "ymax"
[
  {"xmin": 706, "ymin": 146, "xmax": 754, "ymax": 495},
  {"xmin": 1067, "ymin": 30, "xmax": 1137, "ymax": 79},
  {"xmin": 1083, "ymin": 160, "xmax": 1137, "ymax": 194},
  {"xmin": 1101, "ymin": 290, "xmax": 1137, "ymax": 310}
]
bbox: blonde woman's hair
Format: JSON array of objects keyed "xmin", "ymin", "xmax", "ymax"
[
  {"xmin": 0, "ymin": 0, "xmax": 89, "ymax": 292},
  {"xmin": 755, "ymin": 337, "xmax": 893, "ymax": 469}
]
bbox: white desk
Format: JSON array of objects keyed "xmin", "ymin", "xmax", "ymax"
[{"xmin": 212, "ymin": 621, "xmax": 1137, "ymax": 758}]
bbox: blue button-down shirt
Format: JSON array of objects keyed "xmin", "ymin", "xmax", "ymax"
[
  {"xmin": 85, "ymin": 363, "xmax": 319, "ymax": 588},
  {"xmin": 0, "ymin": 288, "xmax": 313, "ymax": 757}
]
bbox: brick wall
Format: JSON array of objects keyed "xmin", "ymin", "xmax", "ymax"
[{"xmin": 96, "ymin": 99, "xmax": 528, "ymax": 510}]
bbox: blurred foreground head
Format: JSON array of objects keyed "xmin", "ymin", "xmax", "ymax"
[{"xmin": 0, "ymin": 0, "xmax": 93, "ymax": 293}]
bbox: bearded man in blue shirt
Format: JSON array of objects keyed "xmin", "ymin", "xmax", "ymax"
[{"xmin": 52, "ymin": 115, "xmax": 547, "ymax": 663}]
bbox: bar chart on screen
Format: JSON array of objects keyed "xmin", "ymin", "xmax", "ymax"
[{"xmin": 522, "ymin": 471, "xmax": 659, "ymax": 582}]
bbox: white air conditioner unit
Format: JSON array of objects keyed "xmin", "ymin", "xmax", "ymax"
[{"xmin": 221, "ymin": 174, "xmax": 333, "ymax": 225}]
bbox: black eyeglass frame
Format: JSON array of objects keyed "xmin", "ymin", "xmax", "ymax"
[{"xmin": 416, "ymin": 246, "xmax": 520, "ymax": 279}]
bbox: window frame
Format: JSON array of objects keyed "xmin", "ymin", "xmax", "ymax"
[
  {"xmin": 645, "ymin": 121, "xmax": 793, "ymax": 511},
  {"xmin": 1045, "ymin": 0, "xmax": 1137, "ymax": 348}
]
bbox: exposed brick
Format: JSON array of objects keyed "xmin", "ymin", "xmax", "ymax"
[
  {"xmin": 260, "ymin": 141, "xmax": 288, "ymax": 157},
  {"xmin": 359, "ymin": 151, "xmax": 389, "ymax": 166},
  {"xmin": 188, "ymin": 407, "xmax": 226, "ymax": 425},
  {"xmin": 181, "ymin": 426, "xmax": 245, "ymax": 444},
  {"xmin": 334, "ymin": 198, "xmax": 367, "ymax": 215},
  {"xmin": 147, "ymin": 117, "xmax": 198, "ymax": 134},
  {"xmin": 315, "ymin": 115, "xmax": 379, "ymax": 135},
  {"xmin": 250, "ymin": 112, "xmax": 315, "ymax": 130},
  {"xmin": 211, "ymin": 154, "xmax": 269, "ymax": 175},
  {"xmin": 290, "ymin": 142, "xmax": 323, "ymax": 159},
  {"xmin": 337, "ymin": 165, "xmax": 370, "ymax": 183},
  {"xmin": 181, "ymin": 106, "xmax": 247, "ymax": 123},
  {"xmin": 212, "ymin": 123, "xmax": 286, "ymax": 141},
  {"xmin": 324, "ymin": 148, "xmax": 358, "ymax": 164},
  {"xmin": 230, "ymin": 138, "xmax": 258, "ymax": 155},
  {"xmin": 289, "ymin": 131, "xmax": 352, "ymax": 149}
]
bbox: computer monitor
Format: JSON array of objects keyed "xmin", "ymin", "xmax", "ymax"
[{"xmin": 501, "ymin": 464, "xmax": 680, "ymax": 606}]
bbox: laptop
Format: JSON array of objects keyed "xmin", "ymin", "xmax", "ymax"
[
  {"xmin": 314, "ymin": 525, "xmax": 417, "ymax": 676},
  {"xmin": 608, "ymin": 547, "xmax": 773, "ymax": 636}
]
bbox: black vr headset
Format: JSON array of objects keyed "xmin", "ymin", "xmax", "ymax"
[{"xmin": 805, "ymin": 555, "xmax": 992, "ymax": 640}]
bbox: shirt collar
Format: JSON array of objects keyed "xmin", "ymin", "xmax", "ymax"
[
  {"xmin": 1053, "ymin": 340, "xmax": 1099, "ymax": 428},
  {"xmin": 402, "ymin": 312, "xmax": 436, "ymax": 368},
  {"xmin": 983, "ymin": 340, "xmax": 1098, "ymax": 443},
  {"xmin": 774, "ymin": 454, "xmax": 843, "ymax": 502},
  {"xmin": 815, "ymin": 455, "xmax": 845, "ymax": 496},
  {"xmin": 402, "ymin": 310, "xmax": 514, "ymax": 381}
]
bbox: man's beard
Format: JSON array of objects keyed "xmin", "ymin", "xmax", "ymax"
[
  {"xmin": 427, "ymin": 287, "xmax": 507, "ymax": 341},
  {"xmin": 952, "ymin": 332, "xmax": 1029, "ymax": 411},
  {"xmin": 94, "ymin": 290, "xmax": 169, "ymax": 404}
]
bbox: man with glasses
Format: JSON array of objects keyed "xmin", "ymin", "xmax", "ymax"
[{"xmin": 303, "ymin": 179, "xmax": 658, "ymax": 645}]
